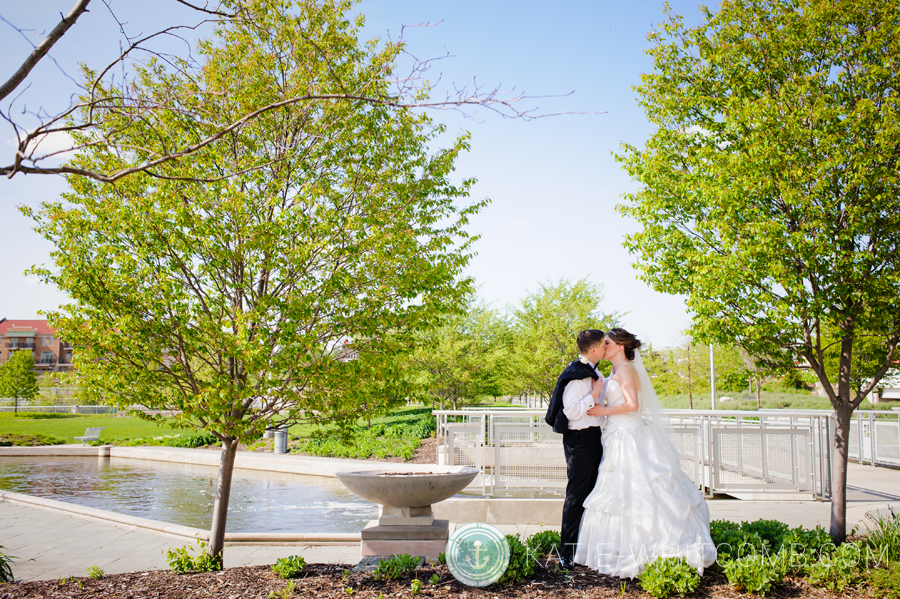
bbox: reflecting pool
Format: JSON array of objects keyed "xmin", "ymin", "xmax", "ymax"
[{"xmin": 0, "ymin": 456, "xmax": 378, "ymax": 533}]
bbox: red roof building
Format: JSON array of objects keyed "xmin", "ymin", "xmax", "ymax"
[{"xmin": 0, "ymin": 319, "xmax": 73, "ymax": 372}]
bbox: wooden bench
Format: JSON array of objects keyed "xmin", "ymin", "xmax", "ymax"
[{"xmin": 75, "ymin": 427, "xmax": 104, "ymax": 446}]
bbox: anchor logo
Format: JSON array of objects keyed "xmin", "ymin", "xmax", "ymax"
[
  {"xmin": 465, "ymin": 540, "xmax": 490, "ymax": 570},
  {"xmin": 447, "ymin": 523, "xmax": 510, "ymax": 587}
]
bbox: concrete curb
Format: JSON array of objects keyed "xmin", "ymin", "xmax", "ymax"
[
  {"xmin": 107, "ymin": 446, "xmax": 451, "ymax": 478},
  {"xmin": 0, "ymin": 491, "xmax": 360, "ymax": 544},
  {"xmin": 0, "ymin": 445, "xmax": 109, "ymax": 457}
]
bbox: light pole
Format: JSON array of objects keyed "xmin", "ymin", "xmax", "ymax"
[{"xmin": 710, "ymin": 343, "xmax": 716, "ymax": 410}]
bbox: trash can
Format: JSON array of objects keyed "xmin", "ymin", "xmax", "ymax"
[
  {"xmin": 264, "ymin": 425, "xmax": 275, "ymax": 440},
  {"xmin": 274, "ymin": 425, "xmax": 289, "ymax": 455}
]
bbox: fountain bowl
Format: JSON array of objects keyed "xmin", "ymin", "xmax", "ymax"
[{"xmin": 335, "ymin": 467, "xmax": 478, "ymax": 509}]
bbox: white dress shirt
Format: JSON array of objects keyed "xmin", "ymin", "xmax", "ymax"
[{"xmin": 562, "ymin": 362, "xmax": 606, "ymax": 430}]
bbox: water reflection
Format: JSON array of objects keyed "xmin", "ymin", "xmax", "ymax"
[{"xmin": 0, "ymin": 456, "xmax": 377, "ymax": 533}]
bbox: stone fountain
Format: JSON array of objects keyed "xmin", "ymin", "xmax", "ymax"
[{"xmin": 336, "ymin": 467, "xmax": 478, "ymax": 560}]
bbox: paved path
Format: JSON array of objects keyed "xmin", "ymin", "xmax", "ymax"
[
  {"xmin": 3, "ymin": 453, "xmax": 900, "ymax": 582},
  {"xmin": 1, "ymin": 501, "xmax": 361, "ymax": 582},
  {"xmin": 0, "ymin": 501, "xmax": 557, "ymax": 582}
]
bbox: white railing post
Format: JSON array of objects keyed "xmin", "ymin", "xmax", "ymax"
[{"xmin": 869, "ymin": 412, "xmax": 877, "ymax": 466}]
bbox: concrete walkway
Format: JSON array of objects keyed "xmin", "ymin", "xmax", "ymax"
[{"xmin": 1, "ymin": 501, "xmax": 360, "ymax": 581}]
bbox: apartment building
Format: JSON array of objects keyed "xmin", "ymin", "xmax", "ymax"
[{"xmin": 0, "ymin": 318, "xmax": 73, "ymax": 372}]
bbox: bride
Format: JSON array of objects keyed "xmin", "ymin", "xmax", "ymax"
[{"xmin": 574, "ymin": 328, "xmax": 716, "ymax": 578}]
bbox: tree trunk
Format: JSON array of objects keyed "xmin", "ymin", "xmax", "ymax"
[
  {"xmin": 755, "ymin": 375, "xmax": 760, "ymax": 410},
  {"xmin": 14, "ymin": 396, "xmax": 17, "ymax": 415},
  {"xmin": 208, "ymin": 437, "xmax": 238, "ymax": 561},
  {"xmin": 830, "ymin": 406, "xmax": 852, "ymax": 544}
]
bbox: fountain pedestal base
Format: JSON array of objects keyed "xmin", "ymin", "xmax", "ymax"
[
  {"xmin": 379, "ymin": 504, "xmax": 434, "ymax": 526},
  {"xmin": 360, "ymin": 518, "xmax": 449, "ymax": 560}
]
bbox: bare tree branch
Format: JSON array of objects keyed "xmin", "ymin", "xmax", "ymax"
[
  {"xmin": 0, "ymin": 0, "xmax": 92, "ymax": 102},
  {"xmin": 174, "ymin": 0, "xmax": 237, "ymax": 18},
  {"xmin": 2, "ymin": 2, "xmax": 592, "ymax": 185}
]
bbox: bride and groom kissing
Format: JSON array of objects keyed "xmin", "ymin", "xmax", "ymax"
[{"xmin": 545, "ymin": 328, "xmax": 717, "ymax": 578}]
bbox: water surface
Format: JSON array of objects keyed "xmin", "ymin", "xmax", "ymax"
[{"xmin": 0, "ymin": 456, "xmax": 377, "ymax": 533}]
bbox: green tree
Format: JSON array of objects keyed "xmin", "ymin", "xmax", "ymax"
[
  {"xmin": 0, "ymin": 351, "xmax": 39, "ymax": 414},
  {"xmin": 822, "ymin": 326, "xmax": 892, "ymax": 398},
  {"xmin": 509, "ymin": 279, "xmax": 622, "ymax": 403},
  {"xmin": 639, "ymin": 343, "xmax": 683, "ymax": 398},
  {"xmin": 412, "ymin": 299, "xmax": 508, "ymax": 410},
  {"xmin": 654, "ymin": 340, "xmax": 749, "ymax": 406},
  {"xmin": 617, "ymin": 0, "xmax": 900, "ymax": 541},
  {"xmin": 27, "ymin": 0, "xmax": 480, "ymax": 560}
]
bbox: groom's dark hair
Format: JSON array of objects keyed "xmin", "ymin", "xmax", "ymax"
[{"xmin": 576, "ymin": 329, "xmax": 605, "ymax": 354}]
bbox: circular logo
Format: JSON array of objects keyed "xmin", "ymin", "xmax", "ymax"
[{"xmin": 445, "ymin": 522, "xmax": 510, "ymax": 587}]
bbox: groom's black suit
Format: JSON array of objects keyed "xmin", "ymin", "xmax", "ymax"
[{"xmin": 545, "ymin": 360, "xmax": 604, "ymax": 562}]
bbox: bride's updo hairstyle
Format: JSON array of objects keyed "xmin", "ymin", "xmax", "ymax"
[{"xmin": 607, "ymin": 328, "xmax": 643, "ymax": 361}]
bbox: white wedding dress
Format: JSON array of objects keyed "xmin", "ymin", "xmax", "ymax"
[{"xmin": 574, "ymin": 355, "xmax": 716, "ymax": 578}]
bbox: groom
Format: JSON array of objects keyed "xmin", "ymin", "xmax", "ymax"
[{"xmin": 544, "ymin": 329, "xmax": 606, "ymax": 568}]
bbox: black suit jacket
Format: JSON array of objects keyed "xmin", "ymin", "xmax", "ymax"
[{"xmin": 544, "ymin": 360, "xmax": 600, "ymax": 434}]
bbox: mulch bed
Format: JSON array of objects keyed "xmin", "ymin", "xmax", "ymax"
[{"xmin": 0, "ymin": 562, "xmax": 863, "ymax": 599}]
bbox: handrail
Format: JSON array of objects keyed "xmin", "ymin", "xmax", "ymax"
[{"xmin": 435, "ymin": 407, "xmax": 834, "ymax": 499}]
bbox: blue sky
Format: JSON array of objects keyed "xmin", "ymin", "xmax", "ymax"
[{"xmin": 0, "ymin": 0, "xmax": 708, "ymax": 347}]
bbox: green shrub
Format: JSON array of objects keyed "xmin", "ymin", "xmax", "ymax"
[
  {"xmin": 272, "ymin": 555, "xmax": 307, "ymax": 579},
  {"xmin": 866, "ymin": 507, "xmax": 900, "ymax": 565},
  {"xmin": 165, "ymin": 540, "xmax": 222, "ymax": 574},
  {"xmin": 373, "ymin": 554, "xmax": 419, "ymax": 581},
  {"xmin": 780, "ymin": 525, "xmax": 834, "ymax": 572},
  {"xmin": 118, "ymin": 432, "xmax": 218, "ymax": 448},
  {"xmin": 498, "ymin": 534, "xmax": 535, "ymax": 585},
  {"xmin": 525, "ymin": 530, "xmax": 561, "ymax": 558},
  {"xmin": 294, "ymin": 407, "xmax": 435, "ymax": 460},
  {"xmin": 868, "ymin": 567, "xmax": 900, "ymax": 599},
  {"xmin": 638, "ymin": 557, "xmax": 701, "ymax": 598},
  {"xmin": 86, "ymin": 565, "xmax": 104, "ymax": 579},
  {"xmin": 0, "ymin": 545, "xmax": 15, "ymax": 583},
  {"xmin": 410, "ymin": 578, "xmax": 422, "ymax": 595},
  {"xmin": 0, "ymin": 433, "xmax": 66, "ymax": 446},
  {"xmin": 267, "ymin": 580, "xmax": 295, "ymax": 599},
  {"xmin": 710, "ymin": 519, "xmax": 768, "ymax": 561},
  {"xmin": 740, "ymin": 520, "xmax": 790, "ymax": 552},
  {"xmin": 807, "ymin": 541, "xmax": 863, "ymax": 591},
  {"xmin": 722, "ymin": 552, "xmax": 787, "ymax": 596}
]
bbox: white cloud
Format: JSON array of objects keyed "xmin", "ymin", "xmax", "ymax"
[{"xmin": 6, "ymin": 129, "xmax": 76, "ymax": 161}]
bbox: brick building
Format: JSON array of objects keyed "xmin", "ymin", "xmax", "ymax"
[{"xmin": 0, "ymin": 318, "xmax": 73, "ymax": 372}]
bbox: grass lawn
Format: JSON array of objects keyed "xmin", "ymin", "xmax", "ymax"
[{"xmin": 0, "ymin": 413, "xmax": 188, "ymax": 444}]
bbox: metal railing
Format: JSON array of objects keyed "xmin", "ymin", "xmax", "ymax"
[
  {"xmin": 848, "ymin": 409, "xmax": 900, "ymax": 467},
  {"xmin": 0, "ymin": 405, "xmax": 116, "ymax": 414},
  {"xmin": 434, "ymin": 408, "xmax": 833, "ymax": 499}
]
